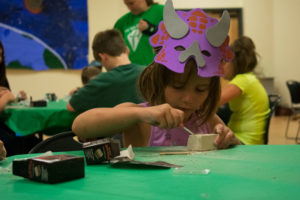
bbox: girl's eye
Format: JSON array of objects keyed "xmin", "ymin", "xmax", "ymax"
[
  {"xmin": 196, "ymin": 88, "xmax": 206, "ymax": 92},
  {"xmin": 172, "ymin": 84, "xmax": 184, "ymax": 89}
]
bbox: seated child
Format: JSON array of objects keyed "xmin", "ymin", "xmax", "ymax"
[
  {"xmin": 71, "ymin": 0, "xmax": 241, "ymax": 149},
  {"xmin": 220, "ymin": 36, "xmax": 270, "ymax": 144},
  {"xmin": 69, "ymin": 65, "xmax": 102, "ymax": 96}
]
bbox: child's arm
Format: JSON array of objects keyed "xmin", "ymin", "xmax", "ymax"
[
  {"xmin": 0, "ymin": 140, "xmax": 6, "ymax": 160},
  {"xmin": 209, "ymin": 114, "xmax": 242, "ymax": 149},
  {"xmin": 0, "ymin": 90, "xmax": 15, "ymax": 111},
  {"xmin": 72, "ymin": 103, "xmax": 184, "ymax": 139},
  {"xmin": 219, "ymin": 84, "xmax": 242, "ymax": 106}
]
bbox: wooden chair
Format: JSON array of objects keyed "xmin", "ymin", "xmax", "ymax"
[{"xmin": 217, "ymin": 103, "xmax": 232, "ymax": 125}]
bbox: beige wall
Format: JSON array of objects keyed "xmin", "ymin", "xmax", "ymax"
[
  {"xmin": 243, "ymin": 0, "xmax": 274, "ymax": 77},
  {"xmin": 273, "ymin": 0, "xmax": 300, "ymax": 106},
  {"xmin": 6, "ymin": 0, "xmax": 300, "ymax": 105}
]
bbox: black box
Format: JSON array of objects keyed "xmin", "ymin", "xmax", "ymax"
[
  {"xmin": 83, "ymin": 138, "xmax": 121, "ymax": 165},
  {"xmin": 30, "ymin": 100, "xmax": 47, "ymax": 107},
  {"xmin": 13, "ymin": 154, "xmax": 85, "ymax": 184}
]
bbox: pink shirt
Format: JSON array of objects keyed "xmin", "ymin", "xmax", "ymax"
[{"xmin": 140, "ymin": 103, "xmax": 212, "ymax": 146}]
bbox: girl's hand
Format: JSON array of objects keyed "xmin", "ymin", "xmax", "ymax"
[
  {"xmin": 214, "ymin": 124, "xmax": 241, "ymax": 149},
  {"xmin": 0, "ymin": 140, "xmax": 7, "ymax": 161},
  {"xmin": 140, "ymin": 103, "xmax": 184, "ymax": 129}
]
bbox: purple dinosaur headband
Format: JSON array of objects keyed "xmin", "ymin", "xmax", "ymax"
[{"xmin": 150, "ymin": 0, "xmax": 234, "ymax": 77}]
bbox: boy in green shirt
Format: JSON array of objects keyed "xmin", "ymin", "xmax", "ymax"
[{"xmin": 67, "ymin": 29, "xmax": 145, "ymax": 113}]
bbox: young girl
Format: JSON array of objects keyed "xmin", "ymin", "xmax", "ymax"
[
  {"xmin": 220, "ymin": 36, "xmax": 269, "ymax": 144},
  {"xmin": 72, "ymin": 0, "xmax": 241, "ymax": 149}
]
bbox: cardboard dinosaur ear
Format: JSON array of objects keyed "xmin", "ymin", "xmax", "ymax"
[{"xmin": 149, "ymin": 0, "xmax": 233, "ymax": 77}]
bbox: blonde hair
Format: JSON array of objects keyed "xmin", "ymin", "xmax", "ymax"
[{"xmin": 138, "ymin": 59, "xmax": 221, "ymax": 123}]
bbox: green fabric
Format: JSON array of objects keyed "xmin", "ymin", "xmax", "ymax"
[
  {"xmin": 114, "ymin": 4, "xmax": 164, "ymax": 66},
  {"xmin": 1, "ymin": 100, "xmax": 76, "ymax": 136},
  {"xmin": 229, "ymin": 73, "xmax": 270, "ymax": 145},
  {"xmin": 69, "ymin": 64, "xmax": 145, "ymax": 113},
  {"xmin": 1, "ymin": 145, "xmax": 300, "ymax": 199}
]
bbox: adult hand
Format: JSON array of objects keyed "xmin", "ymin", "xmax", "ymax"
[
  {"xmin": 0, "ymin": 90, "xmax": 15, "ymax": 101},
  {"xmin": 0, "ymin": 86, "xmax": 8, "ymax": 92},
  {"xmin": 0, "ymin": 140, "xmax": 7, "ymax": 161},
  {"xmin": 214, "ymin": 123, "xmax": 241, "ymax": 149},
  {"xmin": 140, "ymin": 103, "xmax": 184, "ymax": 129},
  {"xmin": 4, "ymin": 90, "xmax": 15, "ymax": 102},
  {"xmin": 138, "ymin": 19, "xmax": 149, "ymax": 32},
  {"xmin": 0, "ymin": 87, "xmax": 9, "ymax": 97}
]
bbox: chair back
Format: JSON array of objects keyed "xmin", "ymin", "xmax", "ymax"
[
  {"xmin": 217, "ymin": 103, "xmax": 232, "ymax": 125},
  {"xmin": 286, "ymin": 80, "xmax": 300, "ymax": 105},
  {"xmin": 28, "ymin": 131, "xmax": 82, "ymax": 154},
  {"xmin": 264, "ymin": 94, "xmax": 281, "ymax": 144}
]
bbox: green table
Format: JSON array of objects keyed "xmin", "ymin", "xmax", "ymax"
[
  {"xmin": 1, "ymin": 100, "xmax": 77, "ymax": 136},
  {"xmin": 1, "ymin": 145, "xmax": 300, "ymax": 199}
]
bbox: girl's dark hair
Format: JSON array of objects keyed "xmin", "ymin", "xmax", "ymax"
[
  {"xmin": 0, "ymin": 41, "xmax": 10, "ymax": 89},
  {"xmin": 230, "ymin": 36, "xmax": 258, "ymax": 76},
  {"xmin": 138, "ymin": 59, "xmax": 221, "ymax": 123}
]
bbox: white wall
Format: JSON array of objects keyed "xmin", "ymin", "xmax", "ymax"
[{"xmin": 6, "ymin": 0, "xmax": 300, "ymax": 105}]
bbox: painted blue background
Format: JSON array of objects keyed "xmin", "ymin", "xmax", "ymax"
[{"xmin": 0, "ymin": 0, "xmax": 88, "ymax": 70}]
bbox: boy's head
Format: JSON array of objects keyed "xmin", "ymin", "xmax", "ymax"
[
  {"xmin": 92, "ymin": 29, "xmax": 127, "ymax": 62},
  {"xmin": 81, "ymin": 66, "xmax": 102, "ymax": 85}
]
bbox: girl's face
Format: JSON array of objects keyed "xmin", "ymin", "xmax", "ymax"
[
  {"xmin": 164, "ymin": 73, "xmax": 211, "ymax": 121},
  {"xmin": 223, "ymin": 62, "xmax": 234, "ymax": 80},
  {"xmin": 123, "ymin": 0, "xmax": 148, "ymax": 15}
]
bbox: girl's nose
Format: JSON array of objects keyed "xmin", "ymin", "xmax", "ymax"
[{"xmin": 181, "ymin": 91, "xmax": 195, "ymax": 105}]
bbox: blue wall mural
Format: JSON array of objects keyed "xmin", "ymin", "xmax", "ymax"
[{"xmin": 0, "ymin": 0, "xmax": 88, "ymax": 70}]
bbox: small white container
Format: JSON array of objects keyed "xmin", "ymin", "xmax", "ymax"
[{"xmin": 187, "ymin": 134, "xmax": 218, "ymax": 151}]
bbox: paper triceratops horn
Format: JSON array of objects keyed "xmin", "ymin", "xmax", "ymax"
[
  {"xmin": 206, "ymin": 10, "xmax": 230, "ymax": 47},
  {"xmin": 163, "ymin": 0, "xmax": 189, "ymax": 39}
]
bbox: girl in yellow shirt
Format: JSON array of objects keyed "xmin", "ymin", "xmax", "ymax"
[{"xmin": 220, "ymin": 36, "xmax": 270, "ymax": 144}]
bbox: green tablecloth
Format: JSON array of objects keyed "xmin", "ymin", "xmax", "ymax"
[
  {"xmin": 1, "ymin": 100, "xmax": 77, "ymax": 136},
  {"xmin": 1, "ymin": 145, "xmax": 300, "ymax": 199}
]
